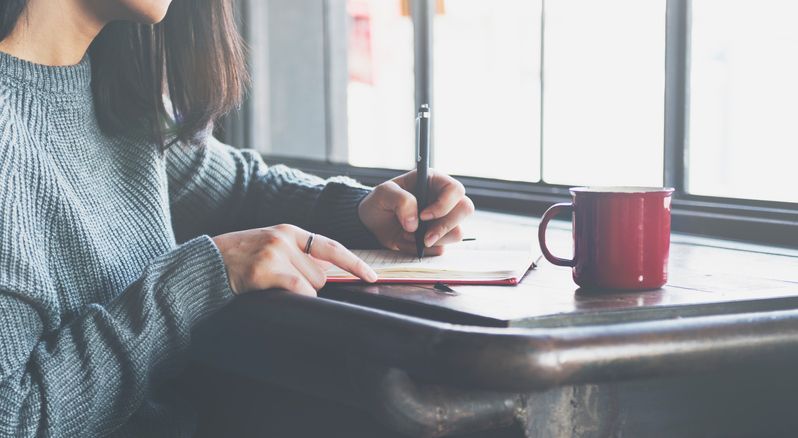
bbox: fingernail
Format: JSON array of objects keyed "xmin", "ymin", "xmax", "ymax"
[
  {"xmin": 367, "ymin": 269, "xmax": 379, "ymax": 283},
  {"xmin": 405, "ymin": 216, "xmax": 417, "ymax": 230},
  {"xmin": 420, "ymin": 212, "xmax": 434, "ymax": 221},
  {"xmin": 425, "ymin": 233, "xmax": 439, "ymax": 246}
]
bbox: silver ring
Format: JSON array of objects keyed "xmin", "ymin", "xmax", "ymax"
[{"xmin": 304, "ymin": 233, "xmax": 315, "ymax": 254}]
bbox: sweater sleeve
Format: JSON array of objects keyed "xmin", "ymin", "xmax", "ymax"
[
  {"xmin": 0, "ymin": 236, "xmax": 234, "ymax": 437},
  {"xmin": 166, "ymin": 134, "xmax": 381, "ymax": 249}
]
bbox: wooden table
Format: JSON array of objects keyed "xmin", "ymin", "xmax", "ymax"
[{"xmin": 190, "ymin": 212, "xmax": 798, "ymax": 437}]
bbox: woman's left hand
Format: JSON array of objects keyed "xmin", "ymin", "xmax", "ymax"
[{"xmin": 358, "ymin": 170, "xmax": 475, "ymax": 255}]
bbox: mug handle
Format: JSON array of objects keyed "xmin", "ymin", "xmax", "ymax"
[{"xmin": 538, "ymin": 203, "xmax": 576, "ymax": 267}]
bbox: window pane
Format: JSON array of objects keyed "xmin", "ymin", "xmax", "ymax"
[
  {"xmin": 688, "ymin": 0, "xmax": 798, "ymax": 203},
  {"xmin": 542, "ymin": 0, "xmax": 665, "ymax": 187},
  {"xmin": 347, "ymin": 0, "xmax": 415, "ymax": 169},
  {"xmin": 433, "ymin": 0, "xmax": 542, "ymax": 182}
]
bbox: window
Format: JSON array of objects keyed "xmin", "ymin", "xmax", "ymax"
[
  {"xmin": 345, "ymin": 1, "xmax": 666, "ymax": 186},
  {"xmin": 433, "ymin": 0, "xmax": 541, "ymax": 182},
  {"xmin": 688, "ymin": 0, "xmax": 798, "ymax": 203},
  {"xmin": 347, "ymin": 0, "xmax": 415, "ymax": 169},
  {"xmin": 543, "ymin": 0, "xmax": 665, "ymax": 187},
  {"xmin": 245, "ymin": 0, "xmax": 798, "ymax": 246}
]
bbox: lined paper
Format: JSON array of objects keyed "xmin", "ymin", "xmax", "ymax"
[{"xmin": 326, "ymin": 239, "xmax": 538, "ymax": 282}]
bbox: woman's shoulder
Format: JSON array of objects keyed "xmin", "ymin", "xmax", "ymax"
[
  {"xmin": 0, "ymin": 83, "xmax": 22, "ymax": 142},
  {"xmin": 0, "ymin": 89, "xmax": 59, "ymax": 323},
  {"xmin": 0, "ymin": 83, "xmax": 46, "ymax": 173},
  {"xmin": 0, "ymin": 85, "xmax": 23, "ymax": 173},
  {"xmin": 0, "ymin": 108, "xmax": 57, "ymax": 324},
  {"xmin": 0, "ymin": 85, "xmax": 40, "ymax": 218}
]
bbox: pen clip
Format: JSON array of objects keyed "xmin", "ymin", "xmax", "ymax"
[
  {"xmin": 415, "ymin": 105, "xmax": 430, "ymax": 163},
  {"xmin": 415, "ymin": 115, "xmax": 421, "ymax": 162}
]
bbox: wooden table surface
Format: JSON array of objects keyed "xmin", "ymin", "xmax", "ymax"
[
  {"xmin": 191, "ymin": 211, "xmax": 798, "ymax": 437},
  {"xmin": 322, "ymin": 211, "xmax": 798, "ymax": 328}
]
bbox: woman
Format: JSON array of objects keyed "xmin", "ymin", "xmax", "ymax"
[{"xmin": 0, "ymin": 0, "xmax": 473, "ymax": 436}]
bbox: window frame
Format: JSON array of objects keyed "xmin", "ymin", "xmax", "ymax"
[{"xmin": 236, "ymin": 0, "xmax": 798, "ymax": 249}]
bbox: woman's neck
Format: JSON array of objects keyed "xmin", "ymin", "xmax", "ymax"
[{"xmin": 0, "ymin": 0, "xmax": 108, "ymax": 66}]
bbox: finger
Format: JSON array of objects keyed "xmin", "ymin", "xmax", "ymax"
[
  {"xmin": 375, "ymin": 181, "xmax": 419, "ymax": 232},
  {"xmin": 288, "ymin": 250, "xmax": 327, "ymax": 290},
  {"xmin": 400, "ymin": 226, "xmax": 463, "ymax": 246},
  {"xmin": 297, "ymin": 232, "xmax": 378, "ymax": 282},
  {"xmin": 424, "ymin": 197, "xmax": 475, "ymax": 247},
  {"xmin": 391, "ymin": 169, "xmax": 417, "ymax": 192},
  {"xmin": 393, "ymin": 239, "xmax": 445, "ymax": 256},
  {"xmin": 274, "ymin": 270, "xmax": 317, "ymax": 297},
  {"xmin": 419, "ymin": 173, "xmax": 466, "ymax": 221},
  {"xmin": 400, "ymin": 231, "xmax": 416, "ymax": 242},
  {"xmin": 432, "ymin": 225, "xmax": 464, "ymax": 246}
]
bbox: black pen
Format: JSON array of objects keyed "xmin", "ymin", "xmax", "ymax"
[{"xmin": 415, "ymin": 104, "xmax": 431, "ymax": 259}]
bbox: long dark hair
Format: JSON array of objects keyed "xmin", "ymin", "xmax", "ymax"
[{"xmin": 0, "ymin": 0, "xmax": 248, "ymax": 147}]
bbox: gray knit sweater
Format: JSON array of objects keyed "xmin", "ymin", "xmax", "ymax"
[{"xmin": 0, "ymin": 51, "xmax": 378, "ymax": 437}]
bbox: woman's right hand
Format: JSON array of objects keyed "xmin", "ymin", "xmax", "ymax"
[{"xmin": 212, "ymin": 224, "xmax": 378, "ymax": 296}]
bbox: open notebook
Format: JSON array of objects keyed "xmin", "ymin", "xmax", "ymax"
[{"xmin": 326, "ymin": 239, "xmax": 540, "ymax": 285}]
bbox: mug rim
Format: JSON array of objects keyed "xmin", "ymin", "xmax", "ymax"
[{"xmin": 570, "ymin": 186, "xmax": 675, "ymax": 194}]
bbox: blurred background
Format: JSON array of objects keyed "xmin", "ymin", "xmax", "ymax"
[{"xmin": 224, "ymin": 0, "xmax": 798, "ymax": 245}]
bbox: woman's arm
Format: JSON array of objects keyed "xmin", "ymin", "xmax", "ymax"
[
  {"xmin": 166, "ymin": 134, "xmax": 380, "ymax": 248},
  {"xmin": 0, "ymin": 237, "xmax": 233, "ymax": 437}
]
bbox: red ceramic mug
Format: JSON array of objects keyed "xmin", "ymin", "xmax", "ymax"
[{"xmin": 538, "ymin": 187, "xmax": 675, "ymax": 291}]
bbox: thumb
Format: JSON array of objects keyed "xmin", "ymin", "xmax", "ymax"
[{"xmin": 374, "ymin": 181, "xmax": 419, "ymax": 232}]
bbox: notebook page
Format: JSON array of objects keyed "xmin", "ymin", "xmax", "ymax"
[
  {"xmin": 326, "ymin": 239, "xmax": 536, "ymax": 280},
  {"xmin": 354, "ymin": 249, "xmax": 519, "ymax": 273}
]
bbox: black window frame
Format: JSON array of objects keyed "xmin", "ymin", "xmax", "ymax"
[{"xmin": 228, "ymin": 0, "xmax": 798, "ymax": 249}]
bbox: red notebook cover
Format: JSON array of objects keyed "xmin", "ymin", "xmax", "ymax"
[
  {"xmin": 326, "ymin": 254, "xmax": 541, "ymax": 286},
  {"xmin": 324, "ymin": 248, "xmax": 540, "ymax": 287},
  {"xmin": 326, "ymin": 277, "xmax": 520, "ymax": 285}
]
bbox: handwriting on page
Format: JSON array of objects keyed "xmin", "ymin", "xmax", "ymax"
[
  {"xmin": 324, "ymin": 231, "xmax": 538, "ymax": 280},
  {"xmin": 357, "ymin": 251, "xmax": 427, "ymax": 266},
  {"xmin": 346, "ymin": 248, "xmax": 531, "ymax": 273}
]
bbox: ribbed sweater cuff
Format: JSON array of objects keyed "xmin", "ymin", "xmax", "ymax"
[
  {"xmin": 311, "ymin": 181, "xmax": 381, "ymax": 249},
  {"xmin": 158, "ymin": 236, "xmax": 235, "ymax": 325}
]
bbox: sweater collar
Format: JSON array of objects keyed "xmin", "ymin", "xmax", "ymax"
[{"xmin": 0, "ymin": 50, "xmax": 91, "ymax": 95}]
